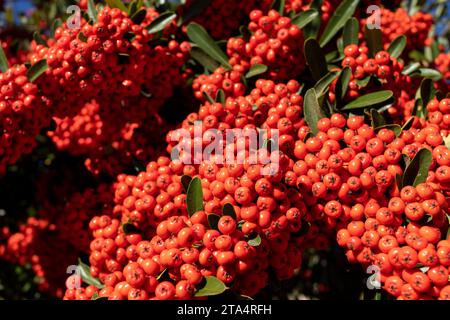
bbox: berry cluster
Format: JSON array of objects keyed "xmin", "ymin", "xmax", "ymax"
[
  {"xmin": 331, "ymin": 45, "xmax": 417, "ymax": 121},
  {"xmin": 363, "ymin": 8, "xmax": 433, "ymax": 52},
  {"xmin": 48, "ymin": 100, "xmax": 172, "ymax": 176},
  {"xmin": 0, "ymin": 217, "xmax": 78, "ymax": 297},
  {"xmin": 0, "ymin": 64, "xmax": 52, "ymax": 174},
  {"xmin": 227, "ymin": 10, "xmax": 305, "ymax": 81},
  {"xmin": 290, "ymin": 113, "xmax": 450, "ymax": 299},
  {"xmin": 192, "ymin": 10, "xmax": 305, "ymax": 103}
]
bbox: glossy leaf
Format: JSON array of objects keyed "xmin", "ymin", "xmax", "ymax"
[
  {"xmin": 341, "ymin": 90, "xmax": 393, "ymax": 110},
  {"xmin": 51, "ymin": 19, "xmax": 62, "ymax": 36},
  {"xmin": 27, "ymin": 60, "xmax": 48, "ymax": 83},
  {"xmin": 370, "ymin": 109, "xmax": 385, "ymax": 128},
  {"xmin": 292, "ymin": 9, "xmax": 319, "ymax": 29},
  {"xmin": 271, "ymin": 0, "xmax": 286, "ymax": 15},
  {"xmin": 411, "ymin": 68, "xmax": 442, "ymax": 81},
  {"xmin": 216, "ymin": 89, "xmax": 225, "ymax": 104},
  {"xmin": 186, "ymin": 177, "xmax": 203, "ymax": 216},
  {"xmin": 0, "ymin": 46, "xmax": 9, "ymax": 73},
  {"xmin": 356, "ymin": 76, "xmax": 371, "ymax": 88},
  {"xmin": 105, "ymin": 0, "xmax": 128, "ymax": 12},
  {"xmin": 401, "ymin": 117, "xmax": 415, "ymax": 131},
  {"xmin": 304, "ymin": 88, "xmax": 327, "ymax": 135},
  {"xmin": 207, "ymin": 214, "xmax": 220, "ymax": 230},
  {"xmin": 147, "ymin": 11, "xmax": 176, "ymax": 34},
  {"xmin": 181, "ymin": 175, "xmax": 192, "ymax": 193},
  {"xmin": 179, "ymin": 0, "xmax": 211, "ymax": 25},
  {"xmin": 402, "ymin": 62, "xmax": 421, "ymax": 75},
  {"xmin": 87, "ymin": 0, "xmax": 98, "ymax": 22},
  {"xmin": 122, "ymin": 223, "xmax": 140, "ymax": 235},
  {"xmin": 33, "ymin": 31, "xmax": 48, "ymax": 46},
  {"xmin": 402, "ymin": 148, "xmax": 432, "ymax": 187},
  {"xmin": 190, "ymin": 46, "xmax": 220, "ymax": 72},
  {"xmin": 202, "ymin": 91, "xmax": 215, "ymax": 104},
  {"xmin": 419, "ymin": 78, "xmax": 436, "ymax": 107},
  {"xmin": 194, "ymin": 276, "xmax": 227, "ymax": 297},
  {"xmin": 78, "ymin": 259, "xmax": 105, "ymax": 289},
  {"xmin": 319, "ymin": 0, "xmax": 360, "ymax": 47},
  {"xmin": 376, "ymin": 124, "xmax": 402, "ymax": 137},
  {"xmin": 387, "ymin": 35, "xmax": 407, "ymax": 59},
  {"xmin": 365, "ymin": 28, "xmax": 382, "ymax": 57},
  {"xmin": 248, "ymin": 234, "xmax": 261, "ymax": 247},
  {"xmin": 304, "ymin": 38, "xmax": 328, "ymax": 81},
  {"xmin": 335, "ymin": 67, "xmax": 351, "ymax": 102},
  {"xmin": 444, "ymin": 135, "xmax": 450, "ymax": 149},
  {"xmin": 187, "ymin": 23, "xmax": 231, "ymax": 69},
  {"xmin": 222, "ymin": 203, "xmax": 236, "ymax": 220},
  {"xmin": 343, "ymin": 17, "xmax": 359, "ymax": 47},
  {"xmin": 131, "ymin": 9, "xmax": 147, "ymax": 25},
  {"xmin": 245, "ymin": 64, "xmax": 268, "ymax": 79},
  {"xmin": 314, "ymin": 71, "xmax": 340, "ymax": 97}
]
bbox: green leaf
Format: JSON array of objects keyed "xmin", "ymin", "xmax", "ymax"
[
  {"xmin": 387, "ymin": 35, "xmax": 407, "ymax": 59},
  {"xmin": 304, "ymin": 38, "xmax": 328, "ymax": 81},
  {"xmin": 91, "ymin": 292, "xmax": 108, "ymax": 300},
  {"xmin": 141, "ymin": 89, "xmax": 152, "ymax": 98},
  {"xmin": 370, "ymin": 109, "xmax": 386, "ymax": 128},
  {"xmin": 356, "ymin": 76, "xmax": 371, "ymax": 88},
  {"xmin": 157, "ymin": 269, "xmax": 168, "ymax": 281},
  {"xmin": 319, "ymin": 0, "xmax": 360, "ymax": 47},
  {"xmin": 179, "ymin": 0, "xmax": 211, "ymax": 26},
  {"xmin": 365, "ymin": 28, "xmax": 382, "ymax": 57},
  {"xmin": 271, "ymin": 0, "xmax": 286, "ymax": 15},
  {"xmin": 78, "ymin": 259, "xmax": 104, "ymax": 289},
  {"xmin": 304, "ymin": 88, "xmax": 327, "ymax": 135},
  {"xmin": 122, "ymin": 222, "xmax": 140, "ymax": 235},
  {"xmin": 314, "ymin": 70, "xmax": 340, "ymax": 97},
  {"xmin": 325, "ymin": 50, "xmax": 344, "ymax": 63},
  {"xmin": 341, "ymin": 90, "xmax": 393, "ymax": 110},
  {"xmin": 292, "ymin": 9, "xmax": 319, "ymax": 29},
  {"xmin": 376, "ymin": 124, "xmax": 402, "ymax": 137},
  {"xmin": 78, "ymin": 32, "xmax": 88, "ymax": 42},
  {"xmin": 444, "ymin": 135, "xmax": 450, "ymax": 150},
  {"xmin": 207, "ymin": 214, "xmax": 220, "ymax": 230},
  {"xmin": 26, "ymin": 60, "xmax": 48, "ymax": 83},
  {"xmin": 222, "ymin": 203, "xmax": 236, "ymax": 220},
  {"xmin": 245, "ymin": 64, "xmax": 268, "ymax": 79},
  {"xmin": 343, "ymin": 17, "xmax": 359, "ymax": 47},
  {"xmin": 87, "ymin": 0, "xmax": 98, "ymax": 22},
  {"xmin": 402, "ymin": 148, "xmax": 432, "ymax": 187},
  {"xmin": 181, "ymin": 175, "xmax": 192, "ymax": 193},
  {"xmin": 239, "ymin": 26, "xmax": 251, "ymax": 41},
  {"xmin": 202, "ymin": 91, "xmax": 216, "ymax": 104},
  {"xmin": 51, "ymin": 19, "xmax": 63, "ymax": 37},
  {"xmin": 402, "ymin": 62, "xmax": 421, "ymax": 75},
  {"xmin": 131, "ymin": 9, "xmax": 147, "ymax": 25},
  {"xmin": 216, "ymin": 89, "xmax": 225, "ymax": 104},
  {"xmin": 410, "ymin": 68, "xmax": 442, "ymax": 81},
  {"xmin": 33, "ymin": 31, "xmax": 48, "ymax": 47},
  {"xmin": 248, "ymin": 234, "xmax": 261, "ymax": 247},
  {"xmin": 128, "ymin": 0, "xmax": 143, "ymax": 16},
  {"xmin": 190, "ymin": 46, "xmax": 220, "ymax": 72},
  {"xmin": 147, "ymin": 11, "xmax": 176, "ymax": 34},
  {"xmin": 419, "ymin": 78, "xmax": 436, "ymax": 108},
  {"xmin": 186, "ymin": 177, "xmax": 203, "ymax": 216},
  {"xmin": 195, "ymin": 276, "xmax": 227, "ymax": 297},
  {"xmin": 335, "ymin": 67, "xmax": 351, "ymax": 102},
  {"xmin": 401, "ymin": 117, "xmax": 415, "ymax": 131},
  {"xmin": 0, "ymin": 46, "xmax": 9, "ymax": 73},
  {"xmin": 186, "ymin": 23, "xmax": 231, "ymax": 69},
  {"xmin": 105, "ymin": 0, "xmax": 128, "ymax": 12}
]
